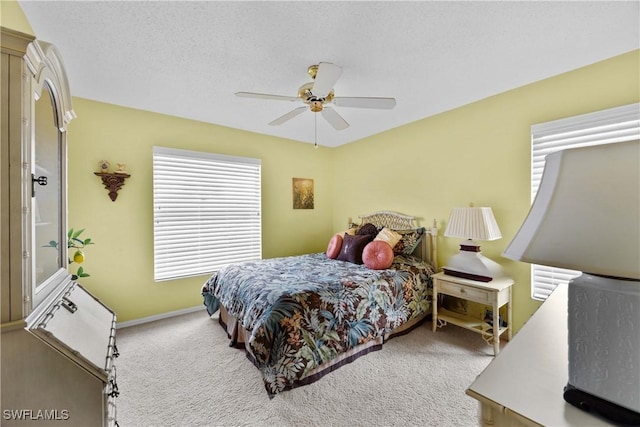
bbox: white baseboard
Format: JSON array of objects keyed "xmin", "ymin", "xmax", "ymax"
[{"xmin": 117, "ymin": 305, "xmax": 206, "ymax": 329}]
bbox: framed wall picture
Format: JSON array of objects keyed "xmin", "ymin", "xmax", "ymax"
[{"xmin": 292, "ymin": 178, "xmax": 314, "ymax": 209}]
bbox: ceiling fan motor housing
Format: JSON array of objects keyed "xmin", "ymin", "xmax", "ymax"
[
  {"xmin": 297, "ymin": 82, "xmax": 334, "ymax": 106},
  {"xmin": 309, "ymin": 100, "xmax": 324, "ymax": 112}
]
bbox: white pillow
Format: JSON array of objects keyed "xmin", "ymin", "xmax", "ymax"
[{"xmin": 374, "ymin": 227, "xmax": 402, "ymax": 249}]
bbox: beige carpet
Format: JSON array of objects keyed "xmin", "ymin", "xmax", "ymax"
[{"xmin": 115, "ymin": 309, "xmax": 495, "ymax": 427}]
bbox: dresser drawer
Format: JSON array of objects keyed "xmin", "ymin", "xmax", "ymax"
[
  {"xmin": 438, "ymin": 279, "xmax": 491, "ymax": 303},
  {"xmin": 29, "ymin": 281, "xmax": 116, "ymax": 381}
]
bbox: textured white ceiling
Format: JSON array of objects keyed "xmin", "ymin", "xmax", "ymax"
[{"xmin": 18, "ymin": 1, "xmax": 640, "ymax": 147}]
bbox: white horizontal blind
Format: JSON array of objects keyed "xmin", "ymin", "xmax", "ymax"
[
  {"xmin": 153, "ymin": 147, "xmax": 261, "ymax": 281},
  {"xmin": 529, "ymin": 103, "xmax": 640, "ymax": 300}
]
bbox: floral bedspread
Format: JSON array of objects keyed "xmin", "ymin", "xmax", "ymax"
[{"xmin": 202, "ymin": 252, "xmax": 434, "ymax": 396}]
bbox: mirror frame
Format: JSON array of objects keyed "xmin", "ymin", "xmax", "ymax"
[{"xmin": 23, "ymin": 39, "xmax": 76, "ymax": 313}]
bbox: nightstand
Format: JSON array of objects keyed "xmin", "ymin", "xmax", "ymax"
[{"xmin": 431, "ymin": 271, "xmax": 514, "ymax": 355}]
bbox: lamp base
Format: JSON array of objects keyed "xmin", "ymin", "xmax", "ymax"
[
  {"xmin": 563, "ymin": 383, "xmax": 640, "ymax": 426},
  {"xmin": 444, "ymin": 241, "xmax": 504, "ymax": 282},
  {"xmin": 568, "ymin": 274, "xmax": 640, "ymax": 419},
  {"xmin": 442, "ymin": 267, "xmax": 493, "ymax": 282}
]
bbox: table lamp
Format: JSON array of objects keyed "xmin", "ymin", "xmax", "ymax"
[
  {"xmin": 502, "ymin": 140, "xmax": 640, "ymax": 425},
  {"xmin": 444, "ymin": 205, "xmax": 503, "ymax": 282}
]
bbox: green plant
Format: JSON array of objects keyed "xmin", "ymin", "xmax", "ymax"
[{"xmin": 45, "ymin": 228, "xmax": 94, "ymax": 280}]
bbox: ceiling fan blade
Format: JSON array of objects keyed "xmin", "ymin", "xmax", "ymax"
[
  {"xmin": 311, "ymin": 62, "xmax": 342, "ymax": 98},
  {"xmin": 333, "ymin": 97, "xmax": 396, "ymax": 109},
  {"xmin": 236, "ymin": 92, "xmax": 299, "ymax": 102},
  {"xmin": 321, "ymin": 107, "xmax": 349, "ymax": 130},
  {"xmin": 268, "ymin": 106, "xmax": 307, "ymax": 126}
]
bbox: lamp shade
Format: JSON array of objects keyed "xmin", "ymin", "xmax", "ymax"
[
  {"xmin": 503, "ymin": 140, "xmax": 640, "ymax": 280},
  {"xmin": 444, "ymin": 207, "xmax": 502, "ymax": 241}
]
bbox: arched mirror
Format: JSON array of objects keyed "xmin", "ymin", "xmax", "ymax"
[
  {"xmin": 33, "ymin": 82, "xmax": 64, "ymax": 296},
  {"xmin": 31, "ymin": 80, "xmax": 68, "ymax": 307}
]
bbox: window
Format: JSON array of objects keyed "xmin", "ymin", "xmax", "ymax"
[
  {"xmin": 153, "ymin": 147, "xmax": 261, "ymax": 281},
  {"xmin": 529, "ymin": 103, "xmax": 640, "ymax": 300}
]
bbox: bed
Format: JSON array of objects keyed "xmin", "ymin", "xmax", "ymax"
[{"xmin": 201, "ymin": 211, "xmax": 438, "ymax": 397}]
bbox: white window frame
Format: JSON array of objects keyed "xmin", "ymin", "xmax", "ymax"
[
  {"xmin": 530, "ymin": 103, "xmax": 640, "ymax": 300},
  {"xmin": 153, "ymin": 146, "xmax": 262, "ymax": 282}
]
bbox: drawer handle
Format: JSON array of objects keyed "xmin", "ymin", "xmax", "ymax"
[
  {"xmin": 459, "ymin": 288, "xmax": 466, "ymax": 294},
  {"xmin": 61, "ymin": 297, "xmax": 77, "ymax": 313},
  {"xmin": 108, "ymin": 379, "xmax": 119, "ymax": 398}
]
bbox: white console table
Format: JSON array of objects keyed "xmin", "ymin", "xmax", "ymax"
[{"xmin": 466, "ymin": 285, "xmax": 614, "ymax": 426}]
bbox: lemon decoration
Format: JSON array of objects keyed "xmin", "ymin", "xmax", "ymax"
[
  {"xmin": 73, "ymin": 250, "xmax": 85, "ymax": 264},
  {"xmin": 46, "ymin": 227, "xmax": 94, "ymax": 279}
]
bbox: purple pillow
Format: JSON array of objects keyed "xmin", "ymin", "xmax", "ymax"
[
  {"xmin": 337, "ymin": 234, "xmax": 374, "ymax": 264},
  {"xmin": 356, "ymin": 222, "xmax": 379, "ymax": 237}
]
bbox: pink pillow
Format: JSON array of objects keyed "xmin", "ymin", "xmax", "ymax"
[
  {"xmin": 326, "ymin": 234, "xmax": 343, "ymax": 259},
  {"xmin": 362, "ymin": 241, "xmax": 394, "ymax": 270}
]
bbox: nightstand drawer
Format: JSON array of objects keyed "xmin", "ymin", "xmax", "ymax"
[{"xmin": 438, "ymin": 280, "xmax": 490, "ymax": 303}]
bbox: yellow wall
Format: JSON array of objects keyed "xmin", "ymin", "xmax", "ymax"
[
  {"xmin": 333, "ymin": 50, "xmax": 640, "ymax": 331},
  {"xmin": 0, "ymin": 0, "xmax": 33, "ymax": 34},
  {"xmin": 66, "ymin": 99, "xmax": 334, "ymax": 321}
]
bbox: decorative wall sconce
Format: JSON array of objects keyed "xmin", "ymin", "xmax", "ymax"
[{"xmin": 95, "ymin": 161, "xmax": 130, "ymax": 201}]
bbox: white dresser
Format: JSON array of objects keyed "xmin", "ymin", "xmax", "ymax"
[{"xmin": 465, "ymin": 285, "xmax": 613, "ymax": 426}]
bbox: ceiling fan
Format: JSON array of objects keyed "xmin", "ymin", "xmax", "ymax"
[{"xmin": 235, "ymin": 62, "xmax": 396, "ymax": 131}]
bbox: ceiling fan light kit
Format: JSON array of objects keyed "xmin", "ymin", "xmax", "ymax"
[{"xmin": 236, "ymin": 62, "xmax": 396, "ymax": 140}]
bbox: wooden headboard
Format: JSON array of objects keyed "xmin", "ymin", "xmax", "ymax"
[{"xmin": 350, "ymin": 211, "xmax": 438, "ymax": 270}]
